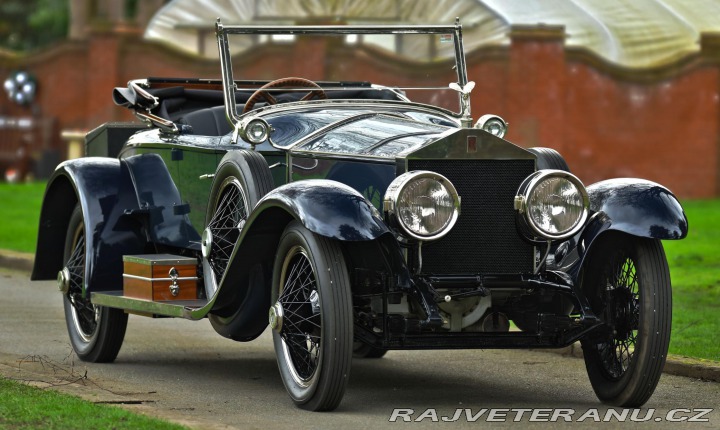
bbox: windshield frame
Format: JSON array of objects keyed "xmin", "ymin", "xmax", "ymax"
[{"xmin": 214, "ymin": 19, "xmax": 470, "ymax": 135}]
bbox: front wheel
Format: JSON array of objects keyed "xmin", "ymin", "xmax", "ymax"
[
  {"xmin": 62, "ymin": 205, "xmax": 127, "ymax": 362},
  {"xmin": 270, "ymin": 221, "xmax": 353, "ymax": 411},
  {"xmin": 580, "ymin": 232, "xmax": 671, "ymax": 407}
]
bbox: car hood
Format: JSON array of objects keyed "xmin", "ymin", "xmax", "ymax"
[{"xmin": 279, "ymin": 110, "xmax": 532, "ymax": 160}]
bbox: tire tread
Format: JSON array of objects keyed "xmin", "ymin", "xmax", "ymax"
[{"xmin": 580, "ymin": 232, "xmax": 671, "ymax": 407}]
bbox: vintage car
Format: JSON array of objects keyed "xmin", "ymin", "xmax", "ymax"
[{"xmin": 32, "ymin": 20, "xmax": 687, "ymax": 411}]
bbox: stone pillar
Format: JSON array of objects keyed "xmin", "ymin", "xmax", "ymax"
[
  {"xmin": 68, "ymin": 0, "xmax": 90, "ymax": 40},
  {"xmin": 86, "ymin": 31, "xmax": 120, "ymax": 126},
  {"xmin": 506, "ymin": 25, "xmax": 566, "ymax": 152},
  {"xmin": 107, "ymin": 0, "xmax": 124, "ymax": 23}
]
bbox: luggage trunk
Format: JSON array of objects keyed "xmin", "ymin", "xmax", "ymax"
[{"xmin": 123, "ymin": 254, "xmax": 198, "ymax": 301}]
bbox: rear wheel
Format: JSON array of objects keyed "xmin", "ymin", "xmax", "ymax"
[
  {"xmin": 270, "ymin": 221, "xmax": 353, "ymax": 411},
  {"xmin": 62, "ymin": 205, "xmax": 127, "ymax": 362},
  {"xmin": 580, "ymin": 232, "xmax": 671, "ymax": 407},
  {"xmin": 204, "ymin": 151, "xmax": 273, "ymax": 339},
  {"xmin": 203, "ymin": 151, "xmax": 272, "ymax": 298}
]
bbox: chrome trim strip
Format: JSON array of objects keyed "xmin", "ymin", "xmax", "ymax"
[
  {"xmin": 134, "ymin": 111, "xmax": 179, "ymax": 135},
  {"xmin": 220, "ymin": 24, "xmax": 459, "ymax": 35},
  {"xmin": 216, "ymin": 19, "xmax": 242, "ymax": 134},
  {"xmin": 248, "ymin": 94, "xmax": 462, "ymax": 120},
  {"xmin": 91, "ymin": 292, "xmax": 209, "ymax": 319},
  {"xmin": 283, "ymin": 111, "xmax": 418, "ymax": 151},
  {"xmin": 361, "ymin": 131, "xmax": 443, "ymax": 154},
  {"xmin": 122, "ymin": 274, "xmax": 199, "ymax": 282},
  {"xmin": 289, "ymin": 150, "xmax": 396, "ymax": 162},
  {"xmin": 283, "ymin": 111, "xmax": 377, "ymax": 149},
  {"xmin": 453, "ymin": 18, "xmax": 469, "ymax": 108},
  {"xmin": 122, "ymin": 254, "xmax": 197, "ymax": 264}
]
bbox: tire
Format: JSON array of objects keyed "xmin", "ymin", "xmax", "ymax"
[
  {"xmin": 205, "ymin": 151, "xmax": 274, "ymax": 338},
  {"xmin": 63, "ymin": 204, "xmax": 127, "ymax": 363},
  {"xmin": 527, "ymin": 147, "xmax": 570, "ymax": 172},
  {"xmin": 580, "ymin": 231, "xmax": 671, "ymax": 407},
  {"xmin": 353, "ymin": 342, "xmax": 387, "ymax": 359},
  {"xmin": 203, "ymin": 150, "xmax": 273, "ymax": 297},
  {"xmin": 270, "ymin": 221, "xmax": 353, "ymax": 411}
]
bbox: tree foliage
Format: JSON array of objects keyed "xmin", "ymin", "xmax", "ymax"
[{"xmin": 0, "ymin": 0, "xmax": 69, "ymax": 52}]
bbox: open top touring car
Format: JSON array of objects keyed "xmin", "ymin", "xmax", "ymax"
[{"xmin": 32, "ymin": 19, "xmax": 688, "ymax": 411}]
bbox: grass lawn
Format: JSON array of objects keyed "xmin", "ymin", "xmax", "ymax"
[
  {"xmin": 0, "ymin": 181, "xmax": 717, "ymax": 360},
  {"xmin": 663, "ymin": 200, "xmax": 720, "ymax": 361},
  {"xmin": 0, "ymin": 181, "xmax": 45, "ymax": 253},
  {"xmin": 0, "ymin": 378, "xmax": 186, "ymax": 430}
]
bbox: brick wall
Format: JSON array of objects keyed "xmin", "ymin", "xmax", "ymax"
[{"xmin": 1, "ymin": 26, "xmax": 718, "ymax": 197}]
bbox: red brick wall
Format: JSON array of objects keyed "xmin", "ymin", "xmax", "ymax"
[{"xmin": 1, "ymin": 28, "xmax": 718, "ymax": 197}]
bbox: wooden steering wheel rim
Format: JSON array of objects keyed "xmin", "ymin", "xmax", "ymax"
[{"xmin": 242, "ymin": 77, "xmax": 327, "ymax": 114}]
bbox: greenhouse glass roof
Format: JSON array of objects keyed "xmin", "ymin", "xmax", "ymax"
[{"xmin": 145, "ymin": 0, "xmax": 720, "ymax": 68}]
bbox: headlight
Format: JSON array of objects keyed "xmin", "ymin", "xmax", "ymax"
[
  {"xmin": 475, "ymin": 114, "xmax": 508, "ymax": 139},
  {"xmin": 235, "ymin": 117, "xmax": 270, "ymax": 145},
  {"xmin": 383, "ymin": 171, "xmax": 460, "ymax": 241},
  {"xmin": 514, "ymin": 170, "xmax": 589, "ymax": 240}
]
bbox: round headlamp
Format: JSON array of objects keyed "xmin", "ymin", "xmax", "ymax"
[
  {"xmin": 236, "ymin": 117, "xmax": 270, "ymax": 145},
  {"xmin": 514, "ymin": 170, "xmax": 589, "ymax": 240},
  {"xmin": 475, "ymin": 114, "xmax": 508, "ymax": 139},
  {"xmin": 383, "ymin": 171, "xmax": 460, "ymax": 241}
]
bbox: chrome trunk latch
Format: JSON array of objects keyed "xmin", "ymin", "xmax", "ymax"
[{"xmin": 169, "ymin": 267, "xmax": 180, "ymax": 297}]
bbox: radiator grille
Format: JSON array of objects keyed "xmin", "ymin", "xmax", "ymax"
[{"xmin": 408, "ymin": 159, "xmax": 535, "ymax": 274}]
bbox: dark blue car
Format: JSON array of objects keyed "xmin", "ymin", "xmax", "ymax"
[{"xmin": 32, "ymin": 20, "xmax": 688, "ymax": 411}]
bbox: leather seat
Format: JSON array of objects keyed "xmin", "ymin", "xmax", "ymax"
[{"xmin": 182, "ymin": 105, "xmax": 233, "ymax": 136}]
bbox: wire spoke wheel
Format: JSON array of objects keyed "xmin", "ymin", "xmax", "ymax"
[
  {"xmin": 205, "ymin": 151, "xmax": 274, "ymax": 341},
  {"xmin": 278, "ymin": 247, "xmax": 322, "ymax": 385},
  {"xmin": 62, "ymin": 204, "xmax": 127, "ymax": 363},
  {"xmin": 206, "ymin": 178, "xmax": 248, "ymax": 289},
  {"xmin": 580, "ymin": 232, "xmax": 671, "ymax": 407},
  {"xmin": 65, "ymin": 228, "xmax": 100, "ymax": 342},
  {"xmin": 595, "ymin": 254, "xmax": 640, "ymax": 380},
  {"xmin": 271, "ymin": 221, "xmax": 352, "ymax": 411}
]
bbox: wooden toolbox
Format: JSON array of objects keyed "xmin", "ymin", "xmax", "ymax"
[{"xmin": 123, "ymin": 254, "xmax": 198, "ymax": 301}]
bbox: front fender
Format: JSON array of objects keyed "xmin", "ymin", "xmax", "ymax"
[
  {"xmin": 586, "ymin": 178, "xmax": 688, "ymax": 240},
  {"xmin": 560, "ymin": 178, "xmax": 688, "ymax": 282},
  {"xmin": 252, "ymin": 179, "xmax": 389, "ymax": 241},
  {"xmin": 207, "ymin": 179, "xmax": 390, "ymax": 337}
]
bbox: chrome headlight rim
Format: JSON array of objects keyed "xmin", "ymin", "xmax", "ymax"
[
  {"xmin": 383, "ymin": 170, "xmax": 460, "ymax": 242},
  {"xmin": 236, "ymin": 117, "xmax": 270, "ymax": 145},
  {"xmin": 474, "ymin": 114, "xmax": 508, "ymax": 139},
  {"xmin": 515, "ymin": 169, "xmax": 589, "ymax": 241}
]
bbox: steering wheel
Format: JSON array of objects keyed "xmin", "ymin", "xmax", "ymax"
[{"xmin": 242, "ymin": 77, "xmax": 327, "ymax": 114}]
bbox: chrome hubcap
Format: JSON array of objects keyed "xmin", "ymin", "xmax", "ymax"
[
  {"xmin": 201, "ymin": 228, "xmax": 213, "ymax": 258},
  {"xmin": 269, "ymin": 302, "xmax": 284, "ymax": 332},
  {"xmin": 57, "ymin": 267, "xmax": 70, "ymax": 294}
]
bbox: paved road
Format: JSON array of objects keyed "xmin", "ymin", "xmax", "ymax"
[{"xmin": 1, "ymin": 267, "xmax": 718, "ymax": 429}]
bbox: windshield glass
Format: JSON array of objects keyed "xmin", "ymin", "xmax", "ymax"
[{"xmin": 224, "ymin": 27, "xmax": 465, "ymax": 114}]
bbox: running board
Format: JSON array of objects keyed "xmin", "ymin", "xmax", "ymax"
[{"xmin": 91, "ymin": 291, "xmax": 209, "ymax": 320}]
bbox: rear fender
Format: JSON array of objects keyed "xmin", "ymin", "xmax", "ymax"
[
  {"xmin": 31, "ymin": 158, "xmax": 145, "ymax": 293},
  {"xmin": 32, "ymin": 154, "xmax": 199, "ymax": 294}
]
